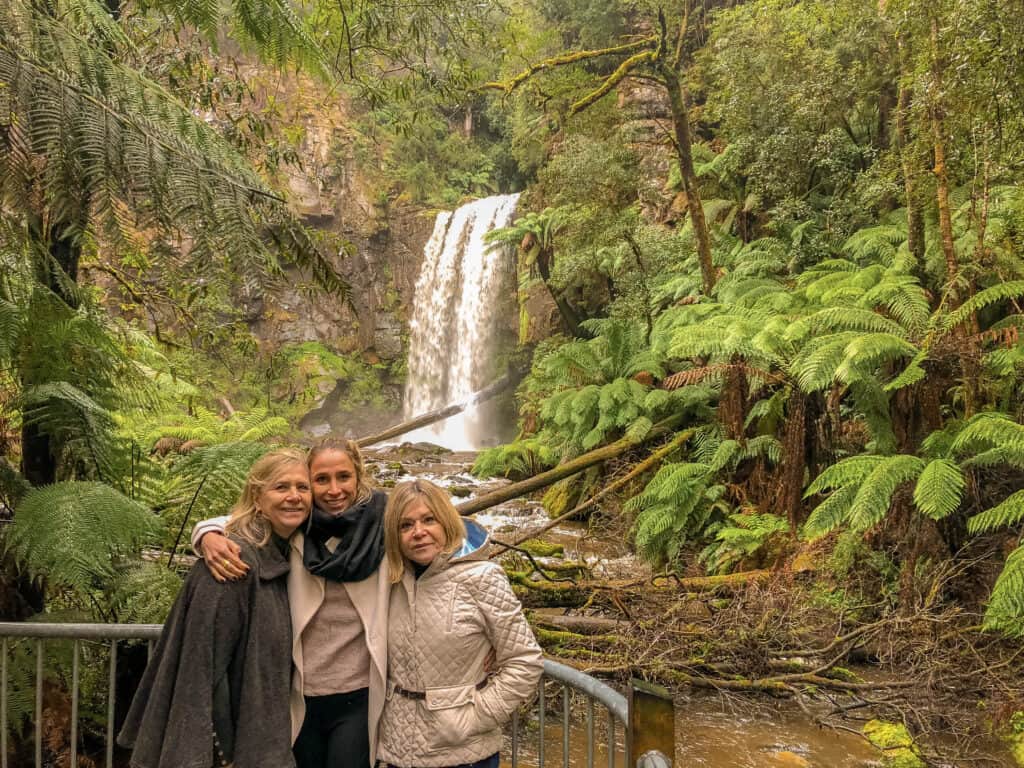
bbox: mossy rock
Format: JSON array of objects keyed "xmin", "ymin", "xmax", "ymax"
[
  {"xmin": 448, "ymin": 485, "xmax": 473, "ymax": 498},
  {"xmin": 519, "ymin": 539, "xmax": 564, "ymax": 558},
  {"xmin": 386, "ymin": 461, "xmax": 405, "ymax": 472},
  {"xmin": 1005, "ymin": 711, "xmax": 1024, "ymax": 766},
  {"xmin": 541, "ymin": 478, "xmax": 582, "ymax": 518},
  {"xmin": 541, "ymin": 467, "xmax": 598, "ymax": 519},
  {"xmin": 1009, "ymin": 732, "xmax": 1024, "ymax": 768},
  {"xmin": 862, "ymin": 720, "xmax": 926, "ymax": 768}
]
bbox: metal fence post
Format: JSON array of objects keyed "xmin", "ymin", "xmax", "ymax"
[{"xmin": 626, "ymin": 679, "xmax": 674, "ymax": 768}]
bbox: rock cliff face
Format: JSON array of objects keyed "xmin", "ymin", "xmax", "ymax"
[
  {"xmin": 226, "ymin": 78, "xmax": 440, "ymax": 437},
  {"xmin": 248, "ymin": 97, "xmax": 435, "ymax": 363}
]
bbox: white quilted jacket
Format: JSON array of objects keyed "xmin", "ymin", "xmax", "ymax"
[{"xmin": 377, "ymin": 521, "xmax": 543, "ymax": 767}]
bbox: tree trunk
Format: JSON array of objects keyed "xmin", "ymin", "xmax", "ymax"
[
  {"xmin": 535, "ymin": 247, "xmax": 588, "ymax": 338},
  {"xmin": 896, "ymin": 81, "xmax": 926, "ymax": 267},
  {"xmin": 21, "ymin": 223, "xmax": 82, "ymax": 486},
  {"xmin": 929, "ymin": 17, "xmax": 958, "ymax": 304},
  {"xmin": 778, "ymin": 388, "xmax": 807, "ymax": 529},
  {"xmin": 356, "ymin": 373, "xmax": 517, "ymax": 447},
  {"xmin": 456, "ymin": 413, "xmax": 688, "ymax": 516},
  {"xmin": 661, "ymin": 67, "xmax": 715, "ymax": 296}
]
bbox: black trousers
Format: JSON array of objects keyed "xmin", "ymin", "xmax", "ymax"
[{"xmin": 293, "ymin": 688, "xmax": 370, "ymax": 768}]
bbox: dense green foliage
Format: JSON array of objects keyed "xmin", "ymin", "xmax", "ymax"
[
  {"xmin": 2, "ymin": 0, "xmax": 1024, "ymax": 695},
  {"xmin": 466, "ymin": 0, "xmax": 1024, "ymax": 638}
]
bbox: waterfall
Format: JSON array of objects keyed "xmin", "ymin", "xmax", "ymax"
[{"xmin": 403, "ymin": 193, "xmax": 520, "ymax": 450}]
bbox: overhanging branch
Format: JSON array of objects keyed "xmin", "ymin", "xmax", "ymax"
[{"xmin": 481, "ymin": 36, "xmax": 657, "ymax": 95}]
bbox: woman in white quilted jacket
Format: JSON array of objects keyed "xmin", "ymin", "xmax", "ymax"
[{"xmin": 377, "ymin": 479, "xmax": 544, "ymax": 768}]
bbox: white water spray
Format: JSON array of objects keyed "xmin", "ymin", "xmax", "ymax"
[{"xmin": 403, "ymin": 194, "xmax": 520, "ymax": 450}]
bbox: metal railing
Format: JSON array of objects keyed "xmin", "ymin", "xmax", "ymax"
[
  {"xmin": 0, "ymin": 622, "xmax": 161, "ymax": 768},
  {"xmin": 517, "ymin": 659, "xmax": 627, "ymax": 768},
  {"xmin": 0, "ymin": 623, "xmax": 665, "ymax": 768}
]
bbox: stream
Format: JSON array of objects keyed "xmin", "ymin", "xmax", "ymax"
[{"xmin": 364, "ymin": 444, "xmax": 1018, "ymax": 768}]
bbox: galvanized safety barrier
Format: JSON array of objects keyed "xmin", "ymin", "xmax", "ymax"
[{"xmin": 0, "ymin": 623, "xmax": 672, "ymax": 768}]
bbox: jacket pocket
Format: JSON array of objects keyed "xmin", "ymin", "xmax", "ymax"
[{"xmin": 423, "ymin": 684, "xmax": 494, "ymax": 751}]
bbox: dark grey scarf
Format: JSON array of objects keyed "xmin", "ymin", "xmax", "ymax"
[{"xmin": 302, "ymin": 489, "xmax": 386, "ymax": 582}]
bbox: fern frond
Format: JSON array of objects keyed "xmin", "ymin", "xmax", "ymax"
[
  {"xmin": 6, "ymin": 482, "xmax": 161, "ymax": 590},
  {"xmin": 846, "ymin": 455, "xmax": 925, "ymax": 532},
  {"xmin": 982, "ymin": 545, "xmax": 1024, "ymax": 637},
  {"xmin": 951, "ymin": 413, "xmax": 1024, "ymax": 466},
  {"xmin": 913, "ymin": 458, "xmax": 964, "ymax": 520},
  {"xmin": 802, "ymin": 484, "xmax": 858, "ymax": 540},
  {"xmin": 967, "ymin": 491, "xmax": 1024, "ymax": 534},
  {"xmin": 110, "ymin": 561, "xmax": 183, "ymax": 623},
  {"xmin": 805, "ymin": 455, "xmax": 886, "ymax": 496},
  {"xmin": 946, "ymin": 281, "xmax": 1024, "ymax": 331}
]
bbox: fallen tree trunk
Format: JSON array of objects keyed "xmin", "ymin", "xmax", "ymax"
[
  {"xmin": 511, "ymin": 568, "xmax": 773, "ymax": 608},
  {"xmin": 356, "ymin": 374, "xmax": 516, "ymax": 447},
  {"xmin": 531, "ymin": 614, "xmax": 627, "ymax": 635},
  {"xmin": 457, "ymin": 413, "xmax": 687, "ymax": 516},
  {"xmin": 490, "ymin": 428, "xmax": 694, "ymax": 556}
]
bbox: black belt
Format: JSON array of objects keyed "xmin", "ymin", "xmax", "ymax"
[{"xmin": 393, "ymin": 679, "xmax": 488, "ymax": 700}]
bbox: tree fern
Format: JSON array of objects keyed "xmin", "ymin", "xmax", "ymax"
[
  {"xmin": 18, "ymin": 382, "xmax": 119, "ymax": 480},
  {"xmin": 945, "ymin": 280, "xmax": 1024, "ymax": 332},
  {"xmin": 160, "ymin": 442, "xmax": 270, "ymax": 542},
  {"xmin": 845, "ymin": 454, "xmax": 924, "ymax": 532},
  {"xmin": 802, "ymin": 483, "xmax": 859, "ymax": 541},
  {"xmin": 110, "ymin": 561, "xmax": 184, "ymax": 623},
  {"xmin": 982, "ymin": 545, "xmax": 1024, "ymax": 638},
  {"xmin": 5, "ymin": 482, "xmax": 162, "ymax": 590},
  {"xmin": 699, "ymin": 511, "xmax": 789, "ymax": 574},
  {"xmin": 951, "ymin": 413, "xmax": 1024, "ymax": 467},
  {"xmin": 471, "ymin": 439, "xmax": 556, "ymax": 480},
  {"xmin": 0, "ymin": 0, "xmax": 348, "ymax": 300},
  {"xmin": 629, "ymin": 461, "xmax": 729, "ymax": 565}
]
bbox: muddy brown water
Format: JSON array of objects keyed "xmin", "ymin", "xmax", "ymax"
[
  {"xmin": 500, "ymin": 698, "xmax": 884, "ymax": 768},
  {"xmin": 366, "ymin": 447, "xmax": 1014, "ymax": 768}
]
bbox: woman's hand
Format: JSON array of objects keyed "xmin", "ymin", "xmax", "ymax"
[{"xmin": 200, "ymin": 532, "xmax": 249, "ymax": 582}]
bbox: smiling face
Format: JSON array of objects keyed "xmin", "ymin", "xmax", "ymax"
[
  {"xmin": 309, "ymin": 449, "xmax": 359, "ymax": 514},
  {"xmin": 398, "ymin": 500, "xmax": 448, "ymax": 566},
  {"xmin": 257, "ymin": 463, "xmax": 312, "ymax": 538}
]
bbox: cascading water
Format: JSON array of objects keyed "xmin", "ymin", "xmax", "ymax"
[{"xmin": 402, "ymin": 193, "xmax": 520, "ymax": 450}]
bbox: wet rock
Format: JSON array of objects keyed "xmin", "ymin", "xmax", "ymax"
[
  {"xmin": 449, "ymin": 485, "xmax": 473, "ymax": 498},
  {"xmin": 771, "ymin": 751, "xmax": 810, "ymax": 767},
  {"xmin": 388, "ymin": 442, "xmax": 453, "ymax": 462}
]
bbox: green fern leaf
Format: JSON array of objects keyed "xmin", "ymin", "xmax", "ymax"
[
  {"xmin": 967, "ymin": 491, "xmax": 1024, "ymax": 534},
  {"xmin": 946, "ymin": 281, "xmax": 1024, "ymax": 331},
  {"xmin": 802, "ymin": 484, "xmax": 857, "ymax": 540},
  {"xmin": 913, "ymin": 459, "xmax": 964, "ymax": 520},
  {"xmin": 847, "ymin": 455, "xmax": 925, "ymax": 532},
  {"xmin": 982, "ymin": 545, "xmax": 1024, "ymax": 637},
  {"xmin": 6, "ymin": 482, "xmax": 161, "ymax": 590}
]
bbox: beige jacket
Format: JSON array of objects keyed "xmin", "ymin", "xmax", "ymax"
[
  {"xmin": 377, "ymin": 521, "xmax": 543, "ymax": 768},
  {"xmin": 192, "ymin": 519, "xmax": 390, "ymax": 767}
]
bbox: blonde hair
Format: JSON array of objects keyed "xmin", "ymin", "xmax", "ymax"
[
  {"xmin": 225, "ymin": 447, "xmax": 309, "ymax": 546},
  {"xmin": 307, "ymin": 437, "xmax": 374, "ymax": 507},
  {"xmin": 384, "ymin": 479, "xmax": 466, "ymax": 582}
]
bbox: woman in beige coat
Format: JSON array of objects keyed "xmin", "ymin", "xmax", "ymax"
[
  {"xmin": 377, "ymin": 479, "xmax": 543, "ymax": 768},
  {"xmin": 192, "ymin": 439, "xmax": 389, "ymax": 768}
]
